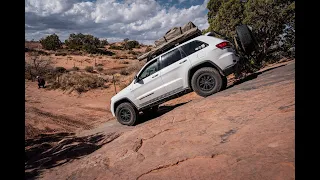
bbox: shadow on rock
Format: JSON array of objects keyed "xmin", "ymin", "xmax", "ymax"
[
  {"xmin": 226, "ymin": 64, "xmax": 287, "ymax": 90},
  {"xmin": 136, "ymin": 101, "xmax": 190, "ymax": 125},
  {"xmin": 25, "ymin": 132, "xmax": 122, "ymax": 180}
]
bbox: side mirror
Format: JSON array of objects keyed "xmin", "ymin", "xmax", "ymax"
[{"xmin": 134, "ymin": 75, "xmax": 138, "ymax": 83}]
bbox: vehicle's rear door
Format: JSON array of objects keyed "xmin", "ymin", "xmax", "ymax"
[{"xmin": 159, "ymin": 48, "xmax": 191, "ymax": 94}]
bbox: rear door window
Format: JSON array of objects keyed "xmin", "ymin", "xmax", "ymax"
[{"xmin": 160, "ymin": 48, "xmax": 185, "ymax": 69}]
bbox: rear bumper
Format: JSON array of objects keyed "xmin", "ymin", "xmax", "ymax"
[
  {"xmin": 222, "ymin": 62, "xmax": 238, "ymax": 76},
  {"xmin": 213, "ymin": 50, "xmax": 239, "ymax": 76}
]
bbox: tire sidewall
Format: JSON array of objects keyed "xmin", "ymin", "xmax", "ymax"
[
  {"xmin": 115, "ymin": 103, "xmax": 137, "ymax": 126},
  {"xmin": 191, "ymin": 67, "xmax": 222, "ymax": 97}
]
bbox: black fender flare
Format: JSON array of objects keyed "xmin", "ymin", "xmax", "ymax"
[{"xmin": 187, "ymin": 60, "xmax": 225, "ymax": 87}]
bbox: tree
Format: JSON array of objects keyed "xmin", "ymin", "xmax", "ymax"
[
  {"xmin": 243, "ymin": 0, "xmax": 295, "ymax": 61},
  {"xmin": 206, "ymin": 0, "xmax": 295, "ymax": 70},
  {"xmin": 25, "ymin": 52, "xmax": 53, "ymax": 81},
  {"xmin": 124, "ymin": 38, "xmax": 129, "ymax": 42},
  {"xmin": 65, "ymin": 33, "xmax": 101, "ymax": 53},
  {"xmin": 207, "ymin": 0, "xmax": 225, "ymax": 20},
  {"xmin": 123, "ymin": 40, "xmax": 140, "ymax": 50},
  {"xmin": 208, "ymin": 0, "xmax": 244, "ymax": 38},
  {"xmin": 39, "ymin": 34, "xmax": 62, "ymax": 50},
  {"xmin": 100, "ymin": 39, "xmax": 109, "ymax": 46}
]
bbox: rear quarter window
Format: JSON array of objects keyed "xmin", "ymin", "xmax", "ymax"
[{"xmin": 180, "ymin": 40, "xmax": 208, "ymax": 56}]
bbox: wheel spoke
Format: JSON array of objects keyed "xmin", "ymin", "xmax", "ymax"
[{"xmin": 119, "ymin": 109, "xmax": 131, "ymax": 122}]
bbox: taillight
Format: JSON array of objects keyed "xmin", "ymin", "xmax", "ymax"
[{"xmin": 216, "ymin": 41, "xmax": 230, "ymax": 49}]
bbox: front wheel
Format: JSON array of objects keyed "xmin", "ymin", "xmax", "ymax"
[
  {"xmin": 191, "ymin": 67, "xmax": 222, "ymax": 97},
  {"xmin": 115, "ymin": 102, "xmax": 137, "ymax": 126}
]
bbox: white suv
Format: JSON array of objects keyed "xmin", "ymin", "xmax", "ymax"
[{"xmin": 111, "ymin": 35, "xmax": 239, "ymax": 125}]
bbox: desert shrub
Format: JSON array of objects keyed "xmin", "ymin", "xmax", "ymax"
[
  {"xmin": 25, "ymin": 48, "xmax": 50, "ymax": 55},
  {"xmin": 145, "ymin": 47, "xmax": 152, "ymax": 53},
  {"xmin": 48, "ymin": 73, "xmax": 106, "ymax": 93},
  {"xmin": 55, "ymin": 67, "xmax": 67, "ymax": 73},
  {"xmin": 55, "ymin": 52, "xmax": 67, "ymax": 56},
  {"xmin": 113, "ymin": 55, "xmax": 128, "ymax": 59},
  {"xmin": 120, "ymin": 69, "xmax": 130, "ymax": 76},
  {"xmin": 85, "ymin": 66, "xmax": 94, "ymax": 73},
  {"xmin": 100, "ymin": 39, "xmax": 109, "ymax": 47},
  {"xmin": 40, "ymin": 34, "xmax": 62, "ymax": 50},
  {"xmin": 96, "ymin": 63, "xmax": 104, "ymax": 66},
  {"xmin": 120, "ymin": 61, "xmax": 129, "ymax": 64},
  {"xmin": 128, "ymin": 50, "xmax": 137, "ymax": 55},
  {"xmin": 72, "ymin": 66, "xmax": 79, "ymax": 71},
  {"xmin": 109, "ymin": 45, "xmax": 123, "ymax": 50},
  {"xmin": 25, "ymin": 54, "xmax": 54, "ymax": 80},
  {"xmin": 64, "ymin": 33, "xmax": 110, "ymax": 54},
  {"xmin": 104, "ymin": 69, "xmax": 120, "ymax": 75},
  {"xmin": 123, "ymin": 40, "xmax": 140, "ymax": 50},
  {"xmin": 96, "ymin": 66, "xmax": 104, "ymax": 72},
  {"xmin": 111, "ymin": 75, "xmax": 120, "ymax": 83},
  {"xmin": 126, "ymin": 63, "xmax": 144, "ymax": 74}
]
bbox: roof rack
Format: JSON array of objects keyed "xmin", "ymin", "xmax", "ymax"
[{"xmin": 138, "ymin": 22, "xmax": 202, "ymax": 62}]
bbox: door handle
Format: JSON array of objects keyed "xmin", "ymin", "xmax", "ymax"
[
  {"xmin": 152, "ymin": 74, "xmax": 158, "ymax": 78},
  {"xmin": 179, "ymin": 59, "xmax": 187, "ymax": 64}
]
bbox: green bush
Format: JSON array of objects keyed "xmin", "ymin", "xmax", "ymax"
[
  {"xmin": 85, "ymin": 66, "xmax": 94, "ymax": 73},
  {"xmin": 64, "ymin": 33, "xmax": 104, "ymax": 54},
  {"xmin": 207, "ymin": 0, "xmax": 295, "ymax": 71},
  {"xmin": 40, "ymin": 34, "xmax": 62, "ymax": 50},
  {"xmin": 100, "ymin": 39, "xmax": 109, "ymax": 47},
  {"xmin": 123, "ymin": 40, "xmax": 140, "ymax": 50}
]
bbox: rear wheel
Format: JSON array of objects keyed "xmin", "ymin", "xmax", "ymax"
[
  {"xmin": 191, "ymin": 67, "xmax": 222, "ymax": 97},
  {"xmin": 115, "ymin": 102, "xmax": 137, "ymax": 126}
]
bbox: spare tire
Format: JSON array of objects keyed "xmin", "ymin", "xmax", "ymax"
[{"xmin": 236, "ymin": 25, "xmax": 256, "ymax": 54}]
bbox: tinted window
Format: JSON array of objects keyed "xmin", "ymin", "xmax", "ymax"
[
  {"xmin": 180, "ymin": 40, "xmax": 208, "ymax": 56},
  {"xmin": 160, "ymin": 49, "xmax": 185, "ymax": 69},
  {"xmin": 138, "ymin": 59, "xmax": 159, "ymax": 80}
]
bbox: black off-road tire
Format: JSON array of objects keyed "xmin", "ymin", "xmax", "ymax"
[
  {"xmin": 191, "ymin": 67, "xmax": 222, "ymax": 97},
  {"xmin": 115, "ymin": 102, "xmax": 138, "ymax": 126},
  {"xmin": 236, "ymin": 25, "xmax": 256, "ymax": 54}
]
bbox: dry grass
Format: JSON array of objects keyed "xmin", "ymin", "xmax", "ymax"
[
  {"xmin": 119, "ymin": 60, "xmax": 129, "ymax": 64},
  {"xmin": 85, "ymin": 66, "xmax": 94, "ymax": 73},
  {"xmin": 96, "ymin": 66, "xmax": 104, "ymax": 72},
  {"xmin": 48, "ymin": 72, "xmax": 107, "ymax": 93},
  {"xmin": 103, "ymin": 69, "xmax": 121, "ymax": 75},
  {"xmin": 120, "ymin": 69, "xmax": 129, "ymax": 76}
]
